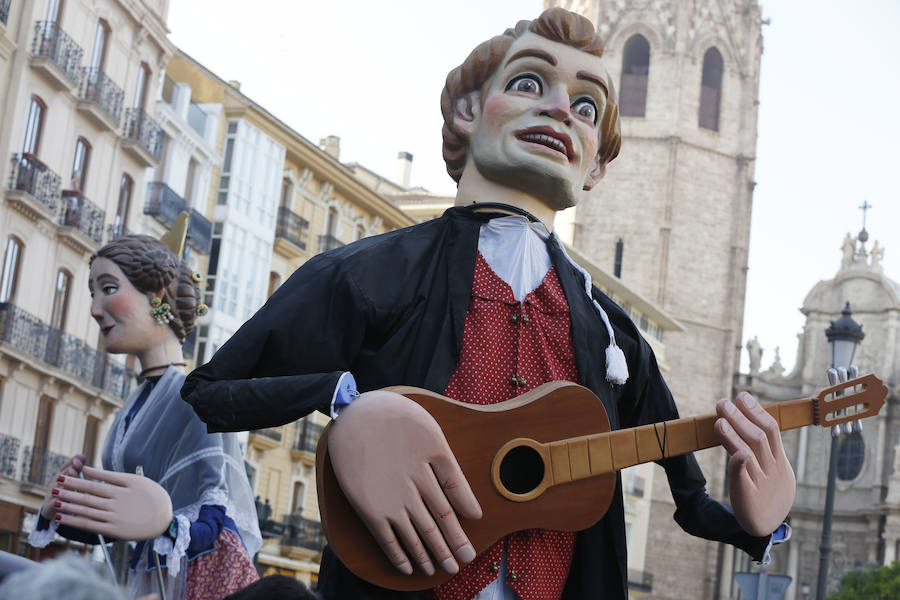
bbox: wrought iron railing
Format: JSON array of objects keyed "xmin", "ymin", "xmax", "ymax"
[
  {"xmin": 318, "ymin": 234, "xmax": 344, "ymax": 253},
  {"xmin": 144, "ymin": 182, "xmax": 211, "ymax": 254},
  {"xmin": 187, "ymin": 208, "xmax": 212, "ymax": 254},
  {"xmin": 106, "ymin": 222, "xmax": 131, "ymax": 243},
  {"xmin": 0, "ymin": 303, "xmax": 134, "ymax": 400},
  {"xmin": 31, "ymin": 21, "xmax": 84, "ymax": 84},
  {"xmin": 276, "ymin": 206, "xmax": 309, "ymax": 251},
  {"xmin": 294, "ymin": 420, "xmax": 323, "ymax": 454},
  {"xmin": 0, "ymin": 433, "xmax": 20, "ymax": 479},
  {"xmin": 251, "ymin": 428, "xmax": 282, "ymax": 442},
  {"xmin": 282, "ymin": 514, "xmax": 325, "ymax": 553},
  {"xmin": 1, "ymin": 0, "xmax": 10, "ymax": 26},
  {"xmin": 21, "ymin": 446, "xmax": 68, "ymax": 487},
  {"xmin": 8, "ymin": 153, "xmax": 61, "ymax": 214},
  {"xmin": 79, "ymin": 67, "xmax": 123, "ymax": 125},
  {"xmin": 123, "ymin": 108, "xmax": 163, "ymax": 161},
  {"xmin": 60, "ymin": 191, "xmax": 105, "ymax": 243}
]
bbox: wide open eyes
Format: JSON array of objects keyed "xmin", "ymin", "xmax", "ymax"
[
  {"xmin": 505, "ymin": 74, "xmax": 542, "ymax": 95},
  {"xmin": 572, "ymin": 98, "xmax": 598, "ymax": 125}
]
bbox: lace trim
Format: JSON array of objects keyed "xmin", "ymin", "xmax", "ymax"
[
  {"xmin": 27, "ymin": 514, "xmax": 59, "ymax": 547},
  {"xmin": 152, "ymin": 513, "xmax": 191, "ymax": 578}
]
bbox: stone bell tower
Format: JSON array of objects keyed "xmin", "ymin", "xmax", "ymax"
[{"xmin": 548, "ymin": 2, "xmax": 765, "ymax": 598}]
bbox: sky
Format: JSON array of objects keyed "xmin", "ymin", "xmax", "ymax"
[{"xmin": 167, "ymin": 1, "xmax": 900, "ymax": 375}]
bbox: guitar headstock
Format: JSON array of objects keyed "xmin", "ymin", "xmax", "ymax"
[{"xmin": 813, "ymin": 373, "xmax": 888, "ymax": 427}]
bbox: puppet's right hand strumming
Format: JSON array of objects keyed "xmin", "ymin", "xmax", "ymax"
[{"xmin": 328, "ymin": 390, "xmax": 482, "ymax": 576}]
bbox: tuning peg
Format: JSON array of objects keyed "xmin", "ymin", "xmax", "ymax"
[
  {"xmin": 826, "ymin": 368, "xmax": 841, "ymax": 437},
  {"xmin": 852, "ymin": 420, "xmax": 863, "ymax": 434}
]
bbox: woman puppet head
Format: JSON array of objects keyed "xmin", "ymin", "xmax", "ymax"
[{"xmin": 90, "ymin": 234, "xmax": 202, "ymax": 343}]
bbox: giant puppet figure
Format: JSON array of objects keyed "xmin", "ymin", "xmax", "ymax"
[{"xmin": 182, "ymin": 8, "xmax": 795, "ymax": 600}]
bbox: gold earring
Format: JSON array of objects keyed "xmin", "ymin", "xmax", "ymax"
[{"xmin": 149, "ymin": 297, "xmax": 174, "ymax": 325}]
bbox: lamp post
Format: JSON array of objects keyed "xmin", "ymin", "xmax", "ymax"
[{"xmin": 815, "ymin": 302, "xmax": 864, "ymax": 600}]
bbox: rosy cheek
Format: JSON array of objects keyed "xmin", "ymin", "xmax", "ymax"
[
  {"xmin": 481, "ymin": 96, "xmax": 518, "ymax": 126},
  {"xmin": 104, "ymin": 295, "xmax": 132, "ymax": 316}
]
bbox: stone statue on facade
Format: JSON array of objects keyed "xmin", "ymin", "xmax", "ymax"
[
  {"xmin": 841, "ymin": 233, "xmax": 856, "ymax": 269},
  {"xmin": 746, "ymin": 336, "xmax": 763, "ymax": 374}
]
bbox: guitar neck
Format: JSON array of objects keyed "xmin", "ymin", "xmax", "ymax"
[{"xmin": 544, "ymin": 398, "xmax": 815, "ymax": 484}]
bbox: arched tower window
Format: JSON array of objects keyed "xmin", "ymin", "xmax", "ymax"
[
  {"xmin": 699, "ymin": 47, "xmax": 724, "ymax": 131},
  {"xmin": 620, "ymin": 35, "xmax": 650, "ymax": 117},
  {"xmin": 614, "ymin": 238, "xmax": 624, "ymax": 278},
  {"xmin": 836, "ymin": 431, "xmax": 865, "ymax": 481}
]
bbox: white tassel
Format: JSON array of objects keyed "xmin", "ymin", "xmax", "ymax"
[{"xmin": 552, "ymin": 234, "xmax": 629, "ymax": 385}]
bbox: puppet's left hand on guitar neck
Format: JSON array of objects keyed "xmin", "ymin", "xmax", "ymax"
[{"xmin": 715, "ymin": 392, "xmax": 796, "ymax": 537}]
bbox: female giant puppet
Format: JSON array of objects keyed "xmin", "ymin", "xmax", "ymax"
[
  {"xmin": 29, "ymin": 221, "xmax": 261, "ymax": 599},
  {"xmin": 182, "ymin": 7, "xmax": 795, "ymax": 600}
]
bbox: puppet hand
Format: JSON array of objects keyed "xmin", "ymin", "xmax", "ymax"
[
  {"xmin": 328, "ymin": 390, "xmax": 482, "ymax": 576},
  {"xmin": 40, "ymin": 454, "xmax": 86, "ymax": 519},
  {"xmin": 715, "ymin": 392, "xmax": 796, "ymax": 537},
  {"xmin": 51, "ymin": 465, "xmax": 173, "ymax": 540}
]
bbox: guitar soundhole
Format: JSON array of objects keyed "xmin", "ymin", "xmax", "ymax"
[{"xmin": 498, "ymin": 445, "xmax": 545, "ymax": 495}]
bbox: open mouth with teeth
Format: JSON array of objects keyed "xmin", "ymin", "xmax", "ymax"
[{"xmin": 515, "ymin": 127, "xmax": 574, "ymax": 162}]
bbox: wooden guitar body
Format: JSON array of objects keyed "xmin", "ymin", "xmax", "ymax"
[{"xmin": 316, "ymin": 381, "xmax": 615, "ymax": 591}]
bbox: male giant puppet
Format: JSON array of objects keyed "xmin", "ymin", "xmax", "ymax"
[{"xmin": 182, "ymin": 8, "xmax": 795, "ymax": 599}]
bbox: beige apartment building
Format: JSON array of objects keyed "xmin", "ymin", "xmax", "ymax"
[
  {"xmin": 162, "ymin": 49, "xmax": 416, "ymax": 587},
  {"xmin": 0, "ymin": 0, "xmax": 176, "ymax": 558}
]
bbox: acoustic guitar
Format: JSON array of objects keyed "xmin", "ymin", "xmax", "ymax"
[{"xmin": 315, "ymin": 374, "xmax": 887, "ymax": 591}]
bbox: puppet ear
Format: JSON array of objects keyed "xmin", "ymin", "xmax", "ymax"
[
  {"xmin": 583, "ymin": 157, "xmax": 606, "ymax": 191},
  {"xmin": 452, "ymin": 91, "xmax": 482, "ymax": 140}
]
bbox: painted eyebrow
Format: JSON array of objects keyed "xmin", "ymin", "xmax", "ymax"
[
  {"xmin": 504, "ymin": 48, "xmax": 557, "ymax": 68},
  {"xmin": 577, "ymin": 70, "xmax": 609, "ymax": 96},
  {"xmin": 96, "ymin": 273, "xmax": 120, "ymax": 285}
]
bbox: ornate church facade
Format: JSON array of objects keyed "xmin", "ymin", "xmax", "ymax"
[
  {"xmin": 548, "ymin": 1, "xmax": 765, "ymax": 597},
  {"xmin": 737, "ymin": 235, "xmax": 900, "ymax": 600}
]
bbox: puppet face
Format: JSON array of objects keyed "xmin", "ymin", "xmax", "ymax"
[
  {"xmin": 89, "ymin": 258, "xmax": 172, "ymax": 355},
  {"xmin": 463, "ymin": 32, "xmax": 609, "ymax": 211}
]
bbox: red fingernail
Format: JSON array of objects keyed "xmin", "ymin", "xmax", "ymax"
[
  {"xmin": 57, "ymin": 476, "xmax": 65, "ymax": 483},
  {"xmin": 53, "ymin": 501, "xmax": 61, "ymax": 508},
  {"xmin": 54, "ymin": 514, "xmax": 61, "ymax": 521},
  {"xmin": 51, "ymin": 488, "xmax": 59, "ymax": 496}
]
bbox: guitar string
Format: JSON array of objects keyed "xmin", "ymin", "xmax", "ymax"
[{"xmin": 654, "ymin": 421, "xmax": 668, "ymax": 459}]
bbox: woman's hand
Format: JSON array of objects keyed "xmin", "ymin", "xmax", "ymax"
[
  {"xmin": 40, "ymin": 454, "xmax": 86, "ymax": 520},
  {"xmin": 51, "ymin": 466, "xmax": 173, "ymax": 540}
]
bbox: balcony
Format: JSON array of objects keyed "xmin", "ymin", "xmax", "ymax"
[
  {"xmin": 291, "ymin": 419, "xmax": 323, "ymax": 464},
  {"xmin": 0, "ymin": 433, "xmax": 20, "ymax": 480},
  {"xmin": 281, "ymin": 514, "xmax": 325, "ymax": 559},
  {"xmin": 318, "ymin": 234, "xmax": 344, "ymax": 253},
  {"xmin": 58, "ymin": 190, "xmax": 105, "ymax": 252},
  {"xmin": 30, "ymin": 21, "xmax": 83, "ymax": 92},
  {"xmin": 249, "ymin": 428, "xmax": 282, "ymax": 451},
  {"xmin": 122, "ymin": 108, "xmax": 163, "ymax": 167},
  {"xmin": 77, "ymin": 67, "xmax": 123, "ymax": 131},
  {"xmin": 6, "ymin": 153, "xmax": 61, "ymax": 223},
  {"xmin": 144, "ymin": 182, "xmax": 212, "ymax": 254},
  {"xmin": 0, "ymin": 302, "xmax": 134, "ymax": 401},
  {"xmin": 20, "ymin": 446, "xmax": 68, "ymax": 489},
  {"xmin": 274, "ymin": 206, "xmax": 309, "ymax": 259}
]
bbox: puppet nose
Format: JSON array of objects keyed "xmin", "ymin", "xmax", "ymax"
[{"xmin": 538, "ymin": 87, "xmax": 571, "ymax": 124}]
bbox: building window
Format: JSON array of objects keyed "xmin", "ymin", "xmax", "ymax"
[
  {"xmin": 82, "ymin": 416, "xmax": 99, "ymax": 465},
  {"xmin": 45, "ymin": 0, "xmax": 64, "ymax": 22},
  {"xmin": 114, "ymin": 174, "xmax": 133, "ymax": 237},
  {"xmin": 50, "ymin": 269, "xmax": 72, "ymax": 330},
  {"xmin": 614, "ymin": 238, "xmax": 624, "ymax": 278},
  {"xmin": 133, "ymin": 62, "xmax": 151, "ymax": 110},
  {"xmin": 699, "ymin": 47, "xmax": 724, "ymax": 131},
  {"xmin": 0, "ymin": 237, "xmax": 23, "ymax": 303},
  {"xmin": 291, "ymin": 481, "xmax": 306, "ymax": 516},
  {"xmin": 89, "ymin": 19, "xmax": 110, "ymax": 71},
  {"xmin": 70, "ymin": 137, "xmax": 91, "ymax": 191},
  {"xmin": 620, "ymin": 35, "xmax": 650, "ymax": 117},
  {"xmin": 22, "ymin": 97, "xmax": 46, "ymax": 155},
  {"xmin": 268, "ymin": 271, "xmax": 281, "ymax": 298},
  {"xmin": 836, "ymin": 431, "xmax": 865, "ymax": 481},
  {"xmin": 281, "ymin": 178, "xmax": 292, "ymax": 208}
]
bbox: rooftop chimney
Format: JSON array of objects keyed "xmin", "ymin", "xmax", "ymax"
[
  {"xmin": 396, "ymin": 151, "xmax": 413, "ymax": 188},
  {"xmin": 320, "ymin": 135, "xmax": 341, "ymax": 160}
]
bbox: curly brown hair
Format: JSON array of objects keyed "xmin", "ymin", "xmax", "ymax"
[
  {"xmin": 91, "ymin": 235, "xmax": 201, "ymax": 341},
  {"xmin": 440, "ymin": 7, "xmax": 621, "ymax": 183}
]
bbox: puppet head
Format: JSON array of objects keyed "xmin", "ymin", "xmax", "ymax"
[
  {"xmin": 441, "ymin": 8, "xmax": 621, "ymax": 210},
  {"xmin": 90, "ymin": 234, "xmax": 201, "ymax": 343}
]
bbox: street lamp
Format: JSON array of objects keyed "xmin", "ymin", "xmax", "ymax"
[
  {"xmin": 801, "ymin": 580, "xmax": 810, "ymax": 600},
  {"xmin": 815, "ymin": 302, "xmax": 864, "ymax": 600}
]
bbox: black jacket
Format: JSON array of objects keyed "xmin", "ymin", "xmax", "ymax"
[{"xmin": 182, "ymin": 206, "xmax": 769, "ymax": 599}]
